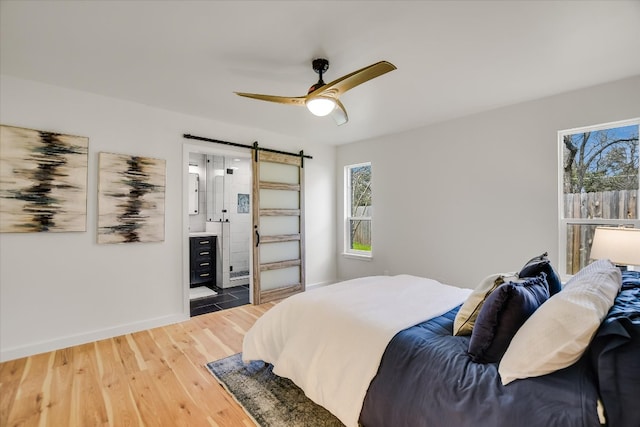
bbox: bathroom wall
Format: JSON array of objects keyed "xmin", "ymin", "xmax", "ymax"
[
  {"xmin": 208, "ymin": 155, "xmax": 226, "ymax": 222},
  {"xmin": 227, "ymin": 158, "xmax": 251, "ymax": 276}
]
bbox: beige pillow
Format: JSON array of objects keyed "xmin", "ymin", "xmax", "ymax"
[
  {"xmin": 499, "ymin": 259, "xmax": 621, "ymax": 385},
  {"xmin": 453, "ymin": 272, "xmax": 517, "ymax": 336}
]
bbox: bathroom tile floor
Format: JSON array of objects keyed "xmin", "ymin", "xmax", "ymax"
[{"xmin": 190, "ymin": 283, "xmax": 250, "ymax": 316}]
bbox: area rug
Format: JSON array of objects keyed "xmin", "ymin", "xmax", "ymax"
[{"xmin": 206, "ymin": 353, "xmax": 344, "ymax": 427}]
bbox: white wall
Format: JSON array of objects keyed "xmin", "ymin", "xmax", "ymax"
[
  {"xmin": 0, "ymin": 75, "xmax": 336, "ymax": 361},
  {"xmin": 337, "ymin": 75, "xmax": 640, "ymax": 288}
]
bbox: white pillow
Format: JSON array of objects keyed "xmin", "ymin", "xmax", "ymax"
[
  {"xmin": 499, "ymin": 259, "xmax": 621, "ymax": 385},
  {"xmin": 453, "ymin": 272, "xmax": 517, "ymax": 336}
]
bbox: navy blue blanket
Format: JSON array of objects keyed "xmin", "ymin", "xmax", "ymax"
[
  {"xmin": 589, "ymin": 270, "xmax": 640, "ymax": 427},
  {"xmin": 360, "ymin": 307, "xmax": 601, "ymax": 427}
]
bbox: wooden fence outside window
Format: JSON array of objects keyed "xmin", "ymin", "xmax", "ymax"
[{"xmin": 564, "ymin": 189, "xmax": 638, "ymax": 273}]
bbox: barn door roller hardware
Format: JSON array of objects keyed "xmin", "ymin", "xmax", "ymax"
[{"xmin": 183, "ymin": 134, "xmax": 312, "ymax": 167}]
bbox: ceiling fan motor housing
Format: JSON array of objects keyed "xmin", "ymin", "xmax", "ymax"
[
  {"xmin": 308, "ymin": 58, "xmax": 330, "ymax": 92},
  {"xmin": 312, "ymin": 58, "xmax": 330, "ymax": 74}
]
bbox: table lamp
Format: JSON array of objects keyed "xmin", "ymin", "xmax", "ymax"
[{"xmin": 590, "ymin": 227, "xmax": 640, "ymax": 269}]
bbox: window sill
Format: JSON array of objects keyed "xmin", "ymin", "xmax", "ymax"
[{"xmin": 342, "ymin": 252, "xmax": 373, "ymax": 261}]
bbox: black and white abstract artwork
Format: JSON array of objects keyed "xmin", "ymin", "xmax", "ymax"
[
  {"xmin": 98, "ymin": 152, "xmax": 166, "ymax": 244},
  {"xmin": 0, "ymin": 124, "xmax": 89, "ymax": 233}
]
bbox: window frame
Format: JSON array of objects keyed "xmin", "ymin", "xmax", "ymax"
[
  {"xmin": 344, "ymin": 162, "xmax": 372, "ymax": 259},
  {"xmin": 557, "ymin": 117, "xmax": 639, "ymax": 279}
]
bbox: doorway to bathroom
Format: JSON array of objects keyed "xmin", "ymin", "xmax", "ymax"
[{"xmin": 187, "ymin": 147, "xmax": 252, "ymax": 316}]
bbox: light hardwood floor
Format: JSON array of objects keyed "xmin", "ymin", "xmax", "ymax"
[{"xmin": 0, "ymin": 302, "xmax": 276, "ymax": 427}]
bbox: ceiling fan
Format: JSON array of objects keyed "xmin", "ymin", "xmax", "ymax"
[{"xmin": 235, "ymin": 59, "xmax": 397, "ymax": 126}]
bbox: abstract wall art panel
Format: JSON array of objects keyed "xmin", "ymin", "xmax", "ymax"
[
  {"xmin": 238, "ymin": 193, "xmax": 249, "ymax": 213},
  {"xmin": 0, "ymin": 124, "xmax": 89, "ymax": 233},
  {"xmin": 98, "ymin": 152, "xmax": 166, "ymax": 244}
]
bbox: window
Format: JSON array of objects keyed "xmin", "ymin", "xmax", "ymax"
[
  {"xmin": 558, "ymin": 118, "xmax": 639, "ymax": 278},
  {"xmin": 345, "ymin": 162, "xmax": 372, "ymax": 257}
]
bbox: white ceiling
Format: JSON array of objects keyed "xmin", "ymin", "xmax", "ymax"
[{"xmin": 1, "ymin": 1, "xmax": 639, "ymax": 145}]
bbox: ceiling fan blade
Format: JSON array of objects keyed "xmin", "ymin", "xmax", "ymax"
[
  {"xmin": 235, "ymin": 92, "xmax": 306, "ymax": 106},
  {"xmin": 331, "ymin": 99, "xmax": 348, "ymax": 126},
  {"xmin": 309, "ymin": 61, "xmax": 396, "ymax": 99}
]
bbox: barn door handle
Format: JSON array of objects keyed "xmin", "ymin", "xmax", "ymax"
[{"xmin": 255, "ymin": 226, "xmax": 260, "ymax": 247}]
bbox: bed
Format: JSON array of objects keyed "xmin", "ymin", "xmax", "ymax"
[{"xmin": 242, "ymin": 258, "xmax": 640, "ymax": 427}]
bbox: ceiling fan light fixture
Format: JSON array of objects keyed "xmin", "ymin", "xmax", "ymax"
[{"xmin": 306, "ymin": 97, "xmax": 336, "ymax": 117}]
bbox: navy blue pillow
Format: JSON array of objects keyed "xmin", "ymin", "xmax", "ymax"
[
  {"xmin": 518, "ymin": 252, "xmax": 562, "ymax": 296},
  {"xmin": 468, "ymin": 274, "xmax": 550, "ymax": 363}
]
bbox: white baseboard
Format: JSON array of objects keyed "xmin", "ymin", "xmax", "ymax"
[
  {"xmin": 1, "ymin": 281, "xmax": 338, "ymax": 362},
  {"xmin": 0, "ymin": 313, "xmax": 188, "ymax": 362}
]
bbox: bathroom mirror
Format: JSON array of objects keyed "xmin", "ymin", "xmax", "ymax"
[{"xmin": 188, "ymin": 173, "xmax": 199, "ymax": 215}]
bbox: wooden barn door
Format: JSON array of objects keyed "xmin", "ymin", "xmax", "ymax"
[{"xmin": 252, "ymin": 150, "xmax": 305, "ymax": 304}]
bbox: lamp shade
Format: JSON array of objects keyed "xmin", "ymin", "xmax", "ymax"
[
  {"xmin": 590, "ymin": 227, "xmax": 640, "ymax": 266},
  {"xmin": 306, "ymin": 97, "xmax": 336, "ymax": 116}
]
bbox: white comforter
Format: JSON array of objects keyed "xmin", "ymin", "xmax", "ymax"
[{"xmin": 242, "ymin": 274, "xmax": 472, "ymax": 427}]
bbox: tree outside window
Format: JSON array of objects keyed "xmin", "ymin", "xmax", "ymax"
[
  {"xmin": 346, "ymin": 163, "xmax": 372, "ymax": 255},
  {"xmin": 559, "ymin": 119, "xmax": 639, "ymax": 276}
]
